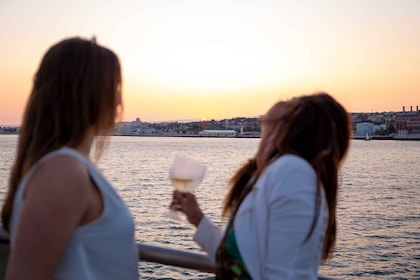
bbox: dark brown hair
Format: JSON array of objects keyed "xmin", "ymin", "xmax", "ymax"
[
  {"xmin": 1, "ymin": 37, "xmax": 122, "ymax": 232},
  {"xmin": 222, "ymin": 92, "xmax": 351, "ymax": 261}
]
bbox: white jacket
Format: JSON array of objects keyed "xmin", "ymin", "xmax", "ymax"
[{"xmin": 194, "ymin": 154, "xmax": 328, "ymax": 279}]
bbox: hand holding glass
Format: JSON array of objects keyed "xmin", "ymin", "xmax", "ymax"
[{"xmin": 162, "ymin": 156, "xmax": 206, "ymax": 221}]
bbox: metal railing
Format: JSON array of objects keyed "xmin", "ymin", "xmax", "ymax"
[
  {"xmin": 137, "ymin": 243, "xmax": 214, "ymax": 273},
  {"xmin": 0, "ymin": 228, "xmax": 334, "ymax": 279},
  {"xmin": 0, "ymin": 228, "xmax": 217, "ymax": 278}
]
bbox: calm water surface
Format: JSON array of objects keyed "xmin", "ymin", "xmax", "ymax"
[{"xmin": 0, "ymin": 135, "xmax": 419, "ymax": 279}]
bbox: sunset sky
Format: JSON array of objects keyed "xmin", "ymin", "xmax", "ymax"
[{"xmin": 1, "ymin": 0, "xmax": 419, "ymax": 125}]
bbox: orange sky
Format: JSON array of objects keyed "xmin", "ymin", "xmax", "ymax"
[{"xmin": 1, "ymin": 0, "xmax": 419, "ymax": 125}]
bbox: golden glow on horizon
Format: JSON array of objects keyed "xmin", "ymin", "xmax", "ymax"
[{"xmin": 1, "ymin": 0, "xmax": 419, "ymax": 124}]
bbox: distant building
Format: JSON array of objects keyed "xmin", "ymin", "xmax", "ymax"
[
  {"xmin": 139, "ymin": 127, "xmax": 156, "ymax": 135},
  {"xmin": 355, "ymin": 122, "xmax": 375, "ymax": 137},
  {"xmin": 0, "ymin": 126, "xmax": 19, "ymax": 134},
  {"xmin": 395, "ymin": 106, "xmax": 420, "ymax": 138},
  {"xmin": 237, "ymin": 131, "xmax": 261, "ymax": 138},
  {"xmin": 367, "ymin": 114, "xmax": 385, "ymax": 124},
  {"xmin": 199, "ymin": 130, "xmax": 237, "ymax": 137}
]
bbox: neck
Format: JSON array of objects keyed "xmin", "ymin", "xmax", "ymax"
[{"xmin": 75, "ymin": 129, "xmax": 94, "ymax": 157}]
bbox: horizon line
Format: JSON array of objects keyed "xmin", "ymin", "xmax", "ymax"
[{"xmin": 2, "ymin": 109, "xmax": 418, "ymax": 127}]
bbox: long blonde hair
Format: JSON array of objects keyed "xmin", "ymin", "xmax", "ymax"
[{"xmin": 2, "ymin": 37, "xmax": 122, "ymax": 232}]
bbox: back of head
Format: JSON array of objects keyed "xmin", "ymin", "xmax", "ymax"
[
  {"xmin": 294, "ymin": 93, "xmax": 350, "ymax": 164},
  {"xmin": 260, "ymin": 92, "xmax": 351, "ymax": 167},
  {"xmin": 258, "ymin": 92, "xmax": 351, "ymax": 260},
  {"xmin": 28, "ymin": 37, "xmax": 122, "ymax": 149},
  {"xmin": 1, "ymin": 37, "xmax": 122, "ymax": 231}
]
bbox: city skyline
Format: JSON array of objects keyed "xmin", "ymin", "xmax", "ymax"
[
  {"xmin": 1, "ymin": 104, "xmax": 420, "ymax": 126},
  {"xmin": 2, "ymin": 107, "xmax": 419, "ymax": 127},
  {"xmin": 1, "ymin": 0, "xmax": 419, "ymax": 125}
]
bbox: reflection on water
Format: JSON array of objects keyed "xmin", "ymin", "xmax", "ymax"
[
  {"xmin": 324, "ymin": 140, "xmax": 420, "ymax": 279},
  {"xmin": 0, "ymin": 136, "xmax": 419, "ymax": 279}
]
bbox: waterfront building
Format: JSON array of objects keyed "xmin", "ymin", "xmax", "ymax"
[
  {"xmin": 355, "ymin": 122, "xmax": 375, "ymax": 137},
  {"xmin": 395, "ymin": 106, "xmax": 420, "ymax": 138},
  {"xmin": 199, "ymin": 129, "xmax": 237, "ymax": 137}
]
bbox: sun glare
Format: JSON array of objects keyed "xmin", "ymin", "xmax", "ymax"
[
  {"xmin": 150, "ymin": 43, "xmax": 266, "ymax": 91},
  {"xmin": 115, "ymin": 1, "xmax": 308, "ymax": 95},
  {"xmin": 122, "ymin": 39, "xmax": 307, "ymax": 94}
]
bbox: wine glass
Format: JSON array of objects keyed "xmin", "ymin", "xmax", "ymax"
[{"xmin": 162, "ymin": 156, "xmax": 206, "ymax": 221}]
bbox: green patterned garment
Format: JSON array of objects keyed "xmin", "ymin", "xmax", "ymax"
[{"xmin": 215, "ymin": 219, "xmax": 252, "ymax": 280}]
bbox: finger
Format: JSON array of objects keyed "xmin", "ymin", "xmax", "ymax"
[
  {"xmin": 170, "ymin": 197, "xmax": 181, "ymax": 206},
  {"xmin": 173, "ymin": 191, "xmax": 183, "ymax": 200},
  {"xmin": 171, "ymin": 203, "xmax": 183, "ymax": 211}
]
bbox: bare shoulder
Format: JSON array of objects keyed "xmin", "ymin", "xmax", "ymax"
[
  {"xmin": 9, "ymin": 154, "xmax": 96, "ymax": 279},
  {"xmin": 25, "ymin": 154, "xmax": 91, "ymax": 202}
]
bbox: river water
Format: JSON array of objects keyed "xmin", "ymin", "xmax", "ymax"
[{"xmin": 0, "ymin": 135, "xmax": 419, "ymax": 279}]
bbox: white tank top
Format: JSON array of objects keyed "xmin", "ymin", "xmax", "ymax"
[{"xmin": 10, "ymin": 147, "xmax": 139, "ymax": 279}]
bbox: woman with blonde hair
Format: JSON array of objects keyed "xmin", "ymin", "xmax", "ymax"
[
  {"xmin": 172, "ymin": 93, "xmax": 351, "ymax": 279},
  {"xmin": 2, "ymin": 37, "xmax": 138, "ymax": 279}
]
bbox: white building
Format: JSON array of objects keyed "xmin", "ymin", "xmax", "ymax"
[
  {"xmin": 355, "ymin": 122, "xmax": 375, "ymax": 137},
  {"xmin": 199, "ymin": 130, "xmax": 237, "ymax": 137}
]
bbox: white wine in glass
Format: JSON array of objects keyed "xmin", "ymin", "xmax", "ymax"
[
  {"xmin": 170, "ymin": 178, "xmax": 197, "ymax": 192},
  {"xmin": 162, "ymin": 156, "xmax": 206, "ymax": 221}
]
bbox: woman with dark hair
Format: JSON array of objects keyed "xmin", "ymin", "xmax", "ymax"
[
  {"xmin": 2, "ymin": 37, "xmax": 138, "ymax": 279},
  {"xmin": 171, "ymin": 93, "xmax": 351, "ymax": 279}
]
